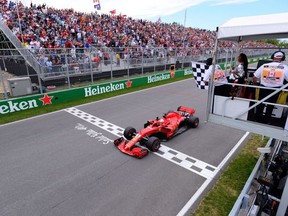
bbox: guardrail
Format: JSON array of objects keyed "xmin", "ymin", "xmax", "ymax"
[
  {"xmin": 0, "ymin": 47, "xmax": 285, "ymax": 102},
  {"xmin": 229, "ymin": 138, "xmax": 273, "ymax": 216},
  {"xmin": 229, "ymin": 138, "xmax": 288, "ymax": 216},
  {"xmin": 0, "ymin": 69, "xmax": 193, "ymax": 115}
]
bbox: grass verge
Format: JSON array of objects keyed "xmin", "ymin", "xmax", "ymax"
[
  {"xmin": 0, "ymin": 75, "xmax": 192, "ymax": 125},
  {"xmin": 193, "ymin": 134, "xmax": 268, "ymax": 216}
]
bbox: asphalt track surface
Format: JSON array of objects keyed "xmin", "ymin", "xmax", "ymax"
[{"xmin": 0, "ymin": 78, "xmax": 248, "ymax": 216}]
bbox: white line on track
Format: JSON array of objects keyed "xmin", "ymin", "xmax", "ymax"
[
  {"xmin": 1, "ymin": 78, "xmax": 248, "ymax": 215},
  {"xmin": 177, "ymin": 131, "xmax": 250, "ymax": 216},
  {"xmin": 65, "ymin": 107, "xmax": 217, "ymax": 179}
]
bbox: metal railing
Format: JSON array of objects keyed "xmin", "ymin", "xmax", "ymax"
[
  {"xmin": 229, "ymin": 139, "xmax": 288, "ymax": 216},
  {"xmin": 0, "ymin": 47, "xmax": 283, "ymax": 101},
  {"xmin": 0, "ymin": 20, "xmax": 41, "ymax": 75}
]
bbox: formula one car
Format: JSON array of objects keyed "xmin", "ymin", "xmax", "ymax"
[{"xmin": 114, "ymin": 106, "xmax": 199, "ymax": 159}]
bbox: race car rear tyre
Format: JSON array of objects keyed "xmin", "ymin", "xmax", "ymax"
[
  {"xmin": 124, "ymin": 127, "xmax": 136, "ymax": 140},
  {"xmin": 146, "ymin": 136, "xmax": 161, "ymax": 152},
  {"xmin": 188, "ymin": 116, "xmax": 199, "ymax": 128}
]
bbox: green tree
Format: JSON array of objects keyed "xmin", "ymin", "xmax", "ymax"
[{"xmin": 257, "ymin": 39, "xmax": 288, "ymax": 47}]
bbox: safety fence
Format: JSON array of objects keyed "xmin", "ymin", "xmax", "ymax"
[
  {"xmin": 0, "ymin": 47, "xmax": 279, "ymax": 101},
  {"xmin": 0, "ymin": 69, "xmax": 193, "ymax": 115}
]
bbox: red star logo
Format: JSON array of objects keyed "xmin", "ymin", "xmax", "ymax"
[
  {"xmin": 125, "ymin": 80, "xmax": 132, "ymax": 88},
  {"xmin": 39, "ymin": 94, "xmax": 54, "ymax": 106},
  {"xmin": 170, "ymin": 71, "xmax": 175, "ymax": 78}
]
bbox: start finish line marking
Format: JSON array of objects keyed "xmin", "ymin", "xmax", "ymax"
[{"xmin": 65, "ymin": 107, "xmax": 216, "ymax": 179}]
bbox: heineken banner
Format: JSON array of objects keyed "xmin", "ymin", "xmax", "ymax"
[{"xmin": 0, "ymin": 70, "xmax": 192, "ymax": 115}]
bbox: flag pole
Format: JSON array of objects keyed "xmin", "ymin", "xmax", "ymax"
[
  {"xmin": 182, "ymin": 9, "xmax": 187, "ymax": 48},
  {"xmin": 184, "ymin": 8, "xmax": 187, "ymax": 27}
]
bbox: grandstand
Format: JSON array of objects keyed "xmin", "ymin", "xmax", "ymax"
[
  {"xmin": 1, "ymin": 2, "xmax": 288, "ymax": 216},
  {"xmin": 0, "ymin": 0, "xmax": 278, "ymax": 87}
]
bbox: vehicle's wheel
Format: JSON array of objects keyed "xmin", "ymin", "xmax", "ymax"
[
  {"xmin": 123, "ymin": 127, "xmax": 136, "ymax": 140},
  {"xmin": 188, "ymin": 116, "xmax": 199, "ymax": 128},
  {"xmin": 114, "ymin": 137, "xmax": 124, "ymax": 146},
  {"xmin": 146, "ymin": 136, "xmax": 161, "ymax": 152},
  {"xmin": 139, "ymin": 139, "xmax": 147, "ymax": 146}
]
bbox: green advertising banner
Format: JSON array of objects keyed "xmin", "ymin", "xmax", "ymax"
[{"xmin": 0, "ymin": 70, "xmax": 190, "ymax": 115}]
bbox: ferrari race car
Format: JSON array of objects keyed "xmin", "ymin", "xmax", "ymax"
[{"xmin": 114, "ymin": 106, "xmax": 199, "ymax": 159}]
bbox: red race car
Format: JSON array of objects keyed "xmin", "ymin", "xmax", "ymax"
[{"xmin": 114, "ymin": 106, "xmax": 199, "ymax": 159}]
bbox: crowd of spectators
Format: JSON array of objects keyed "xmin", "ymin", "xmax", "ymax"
[{"xmin": 0, "ymin": 0, "xmax": 278, "ymax": 75}]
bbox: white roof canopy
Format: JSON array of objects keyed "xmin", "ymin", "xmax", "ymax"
[{"xmin": 217, "ymin": 13, "xmax": 288, "ymax": 41}]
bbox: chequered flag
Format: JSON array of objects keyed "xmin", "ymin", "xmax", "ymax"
[{"xmin": 191, "ymin": 61, "xmax": 209, "ymax": 90}]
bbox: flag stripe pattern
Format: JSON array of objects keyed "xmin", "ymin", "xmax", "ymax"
[
  {"xmin": 93, "ymin": 0, "xmax": 101, "ymax": 10},
  {"xmin": 109, "ymin": 9, "xmax": 116, "ymax": 15},
  {"xmin": 191, "ymin": 61, "xmax": 209, "ymax": 90}
]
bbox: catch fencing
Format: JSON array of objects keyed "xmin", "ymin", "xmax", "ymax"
[{"xmin": 0, "ymin": 46, "xmax": 280, "ymax": 100}]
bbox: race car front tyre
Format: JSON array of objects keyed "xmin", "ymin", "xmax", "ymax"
[
  {"xmin": 146, "ymin": 136, "xmax": 161, "ymax": 152},
  {"xmin": 124, "ymin": 127, "xmax": 136, "ymax": 140},
  {"xmin": 188, "ymin": 116, "xmax": 199, "ymax": 128},
  {"xmin": 114, "ymin": 137, "xmax": 124, "ymax": 146},
  {"xmin": 140, "ymin": 139, "xmax": 147, "ymax": 146}
]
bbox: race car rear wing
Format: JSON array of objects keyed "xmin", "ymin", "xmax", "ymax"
[{"xmin": 177, "ymin": 106, "xmax": 195, "ymax": 115}]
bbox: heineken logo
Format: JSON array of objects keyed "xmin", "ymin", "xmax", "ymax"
[
  {"xmin": 0, "ymin": 71, "xmax": 183, "ymax": 115},
  {"xmin": 184, "ymin": 69, "xmax": 193, "ymax": 75},
  {"xmin": 0, "ymin": 100, "xmax": 38, "ymax": 114},
  {"xmin": 125, "ymin": 80, "xmax": 132, "ymax": 88},
  {"xmin": 39, "ymin": 94, "xmax": 54, "ymax": 105},
  {"xmin": 147, "ymin": 74, "xmax": 170, "ymax": 84},
  {"xmin": 0, "ymin": 94, "xmax": 54, "ymax": 114},
  {"xmin": 84, "ymin": 83, "xmax": 125, "ymax": 97}
]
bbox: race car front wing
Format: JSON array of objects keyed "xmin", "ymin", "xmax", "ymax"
[{"xmin": 114, "ymin": 137, "xmax": 149, "ymax": 159}]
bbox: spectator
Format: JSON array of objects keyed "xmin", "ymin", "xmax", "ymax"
[
  {"xmin": 229, "ymin": 53, "xmax": 249, "ymax": 84},
  {"xmin": 46, "ymin": 57, "xmax": 53, "ymax": 75},
  {"xmin": 203, "ymin": 58, "xmax": 230, "ymax": 97},
  {"xmin": 229, "ymin": 53, "xmax": 249, "ymax": 97},
  {"xmin": 253, "ymin": 51, "xmax": 288, "ymax": 124},
  {"xmin": 116, "ymin": 53, "xmax": 120, "ymax": 66},
  {"xmin": 103, "ymin": 52, "xmax": 109, "ymax": 65},
  {"xmin": 93, "ymin": 56, "xmax": 100, "ymax": 70},
  {"xmin": 83, "ymin": 54, "xmax": 90, "ymax": 70},
  {"xmin": 0, "ymin": 0, "xmax": 277, "ymax": 69}
]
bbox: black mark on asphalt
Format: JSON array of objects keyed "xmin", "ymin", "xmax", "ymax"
[
  {"xmin": 172, "ymin": 157, "xmax": 182, "ymax": 163},
  {"xmin": 168, "ymin": 150, "xmax": 178, "ymax": 155},
  {"xmin": 186, "ymin": 157, "xmax": 196, "ymax": 163}
]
